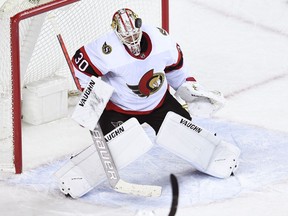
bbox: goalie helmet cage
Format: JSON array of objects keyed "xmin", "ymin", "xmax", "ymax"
[{"xmin": 0, "ymin": 0, "xmax": 169, "ymax": 174}]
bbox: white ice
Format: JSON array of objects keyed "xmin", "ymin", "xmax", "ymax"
[{"xmin": 1, "ymin": 0, "xmax": 288, "ymax": 215}]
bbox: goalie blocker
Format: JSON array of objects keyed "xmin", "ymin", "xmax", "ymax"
[{"xmin": 156, "ymin": 112, "xmax": 240, "ymax": 178}]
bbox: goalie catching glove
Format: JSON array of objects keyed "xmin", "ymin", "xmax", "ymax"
[{"xmin": 175, "ymin": 78, "xmax": 226, "ymax": 117}]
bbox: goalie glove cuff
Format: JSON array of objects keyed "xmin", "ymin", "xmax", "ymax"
[
  {"xmin": 175, "ymin": 80, "xmax": 226, "ymax": 117},
  {"xmin": 176, "ymin": 80, "xmax": 226, "ymax": 105},
  {"xmin": 175, "ymin": 80, "xmax": 207, "ymax": 103}
]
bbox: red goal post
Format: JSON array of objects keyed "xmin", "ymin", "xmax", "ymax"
[{"xmin": 0, "ymin": 0, "xmax": 169, "ymax": 174}]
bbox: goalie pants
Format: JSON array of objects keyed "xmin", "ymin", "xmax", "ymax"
[{"xmin": 99, "ymin": 91, "xmax": 191, "ymax": 135}]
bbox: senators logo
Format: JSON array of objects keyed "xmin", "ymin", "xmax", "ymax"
[
  {"xmin": 127, "ymin": 69, "xmax": 165, "ymax": 97},
  {"xmin": 102, "ymin": 42, "xmax": 112, "ymax": 54}
]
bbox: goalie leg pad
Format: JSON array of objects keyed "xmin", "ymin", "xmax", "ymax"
[
  {"xmin": 54, "ymin": 118, "xmax": 153, "ymax": 198},
  {"xmin": 156, "ymin": 111, "xmax": 240, "ymax": 178},
  {"xmin": 206, "ymin": 140, "xmax": 240, "ymax": 178},
  {"xmin": 54, "ymin": 144, "xmax": 103, "ymax": 197}
]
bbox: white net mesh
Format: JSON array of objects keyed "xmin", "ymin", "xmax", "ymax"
[{"xmin": 0, "ymin": 0, "xmax": 164, "ymax": 173}]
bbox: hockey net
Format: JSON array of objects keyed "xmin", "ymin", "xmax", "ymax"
[{"xmin": 0, "ymin": 0, "xmax": 169, "ymax": 174}]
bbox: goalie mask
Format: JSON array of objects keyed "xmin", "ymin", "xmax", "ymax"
[{"xmin": 111, "ymin": 8, "xmax": 143, "ymax": 56}]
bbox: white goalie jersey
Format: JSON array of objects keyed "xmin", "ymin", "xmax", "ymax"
[{"xmin": 72, "ymin": 24, "xmax": 191, "ymax": 114}]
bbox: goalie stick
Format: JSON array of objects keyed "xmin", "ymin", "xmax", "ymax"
[
  {"xmin": 49, "ymin": 13, "xmax": 161, "ymax": 197},
  {"xmin": 168, "ymin": 174, "xmax": 179, "ymax": 216}
]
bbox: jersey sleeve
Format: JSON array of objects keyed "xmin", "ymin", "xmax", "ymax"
[
  {"xmin": 164, "ymin": 41, "xmax": 196, "ymax": 90},
  {"xmin": 71, "ymin": 32, "xmax": 116, "ymax": 89},
  {"xmin": 71, "ymin": 46, "xmax": 103, "ymax": 89}
]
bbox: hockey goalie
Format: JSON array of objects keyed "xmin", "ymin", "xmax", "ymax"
[{"xmin": 54, "ymin": 8, "xmax": 240, "ymax": 198}]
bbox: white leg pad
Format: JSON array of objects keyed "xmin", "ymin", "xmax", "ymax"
[
  {"xmin": 206, "ymin": 140, "xmax": 240, "ymax": 178},
  {"xmin": 54, "ymin": 145, "xmax": 103, "ymax": 197},
  {"xmin": 54, "ymin": 118, "xmax": 153, "ymax": 198},
  {"xmin": 156, "ymin": 112, "xmax": 240, "ymax": 178}
]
